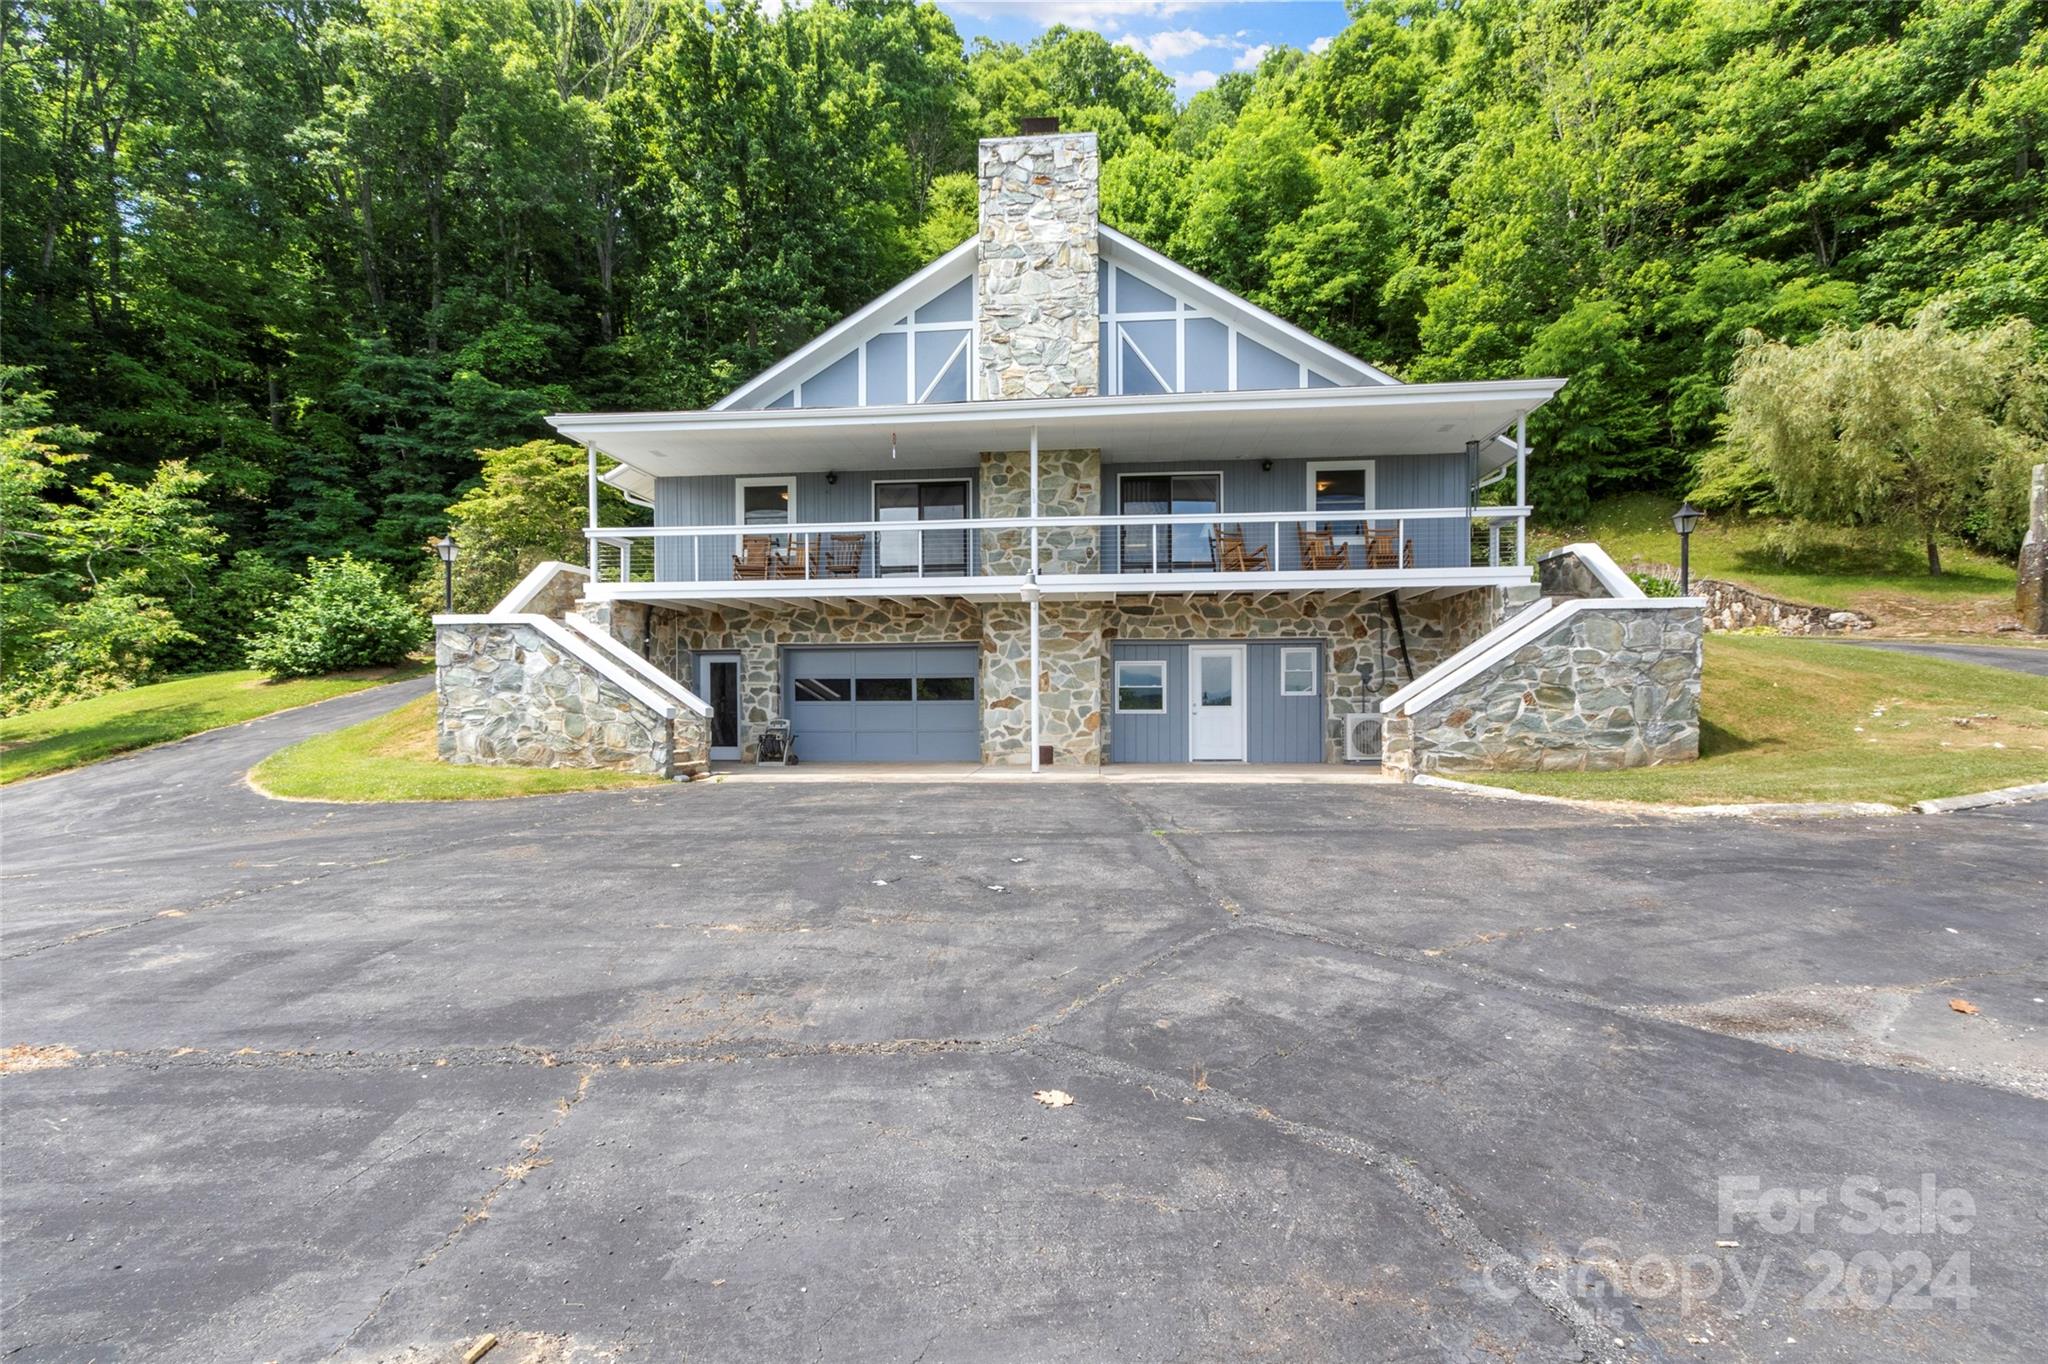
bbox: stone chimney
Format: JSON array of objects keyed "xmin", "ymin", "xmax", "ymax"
[{"xmin": 976, "ymin": 125, "xmax": 1099, "ymax": 399}]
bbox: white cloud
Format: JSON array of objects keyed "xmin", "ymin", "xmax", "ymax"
[
  {"xmin": 1118, "ymin": 27, "xmax": 1233, "ymax": 63},
  {"xmin": 945, "ymin": 1, "xmax": 1206, "ymax": 35},
  {"xmin": 1309, "ymin": 34, "xmax": 1335, "ymax": 55},
  {"xmin": 1233, "ymin": 42, "xmax": 1271, "ymax": 71},
  {"xmin": 1176, "ymin": 68, "xmax": 1221, "ymax": 95}
]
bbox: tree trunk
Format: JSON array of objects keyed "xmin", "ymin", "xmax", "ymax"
[{"xmin": 1925, "ymin": 533, "xmax": 1942, "ymax": 577}]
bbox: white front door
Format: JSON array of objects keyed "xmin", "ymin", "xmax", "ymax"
[
  {"xmin": 697, "ymin": 654, "xmax": 742, "ymax": 760},
  {"xmin": 1187, "ymin": 646, "xmax": 1247, "ymax": 761}
]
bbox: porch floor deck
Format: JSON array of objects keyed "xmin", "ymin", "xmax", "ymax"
[{"xmin": 704, "ymin": 761, "xmax": 1394, "ymax": 784}]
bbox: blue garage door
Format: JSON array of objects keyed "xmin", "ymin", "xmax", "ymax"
[{"xmin": 784, "ymin": 646, "xmax": 981, "ymax": 762}]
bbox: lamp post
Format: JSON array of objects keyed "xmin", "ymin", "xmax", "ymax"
[
  {"xmin": 1671, "ymin": 502, "xmax": 1702, "ymax": 596},
  {"xmin": 428, "ymin": 534, "xmax": 458, "ymax": 612}
]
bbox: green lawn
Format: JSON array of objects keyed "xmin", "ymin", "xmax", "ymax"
[
  {"xmin": 0, "ymin": 666, "xmax": 428, "ymax": 785},
  {"xmin": 250, "ymin": 694, "xmax": 661, "ymax": 801},
  {"xmin": 1532, "ymin": 493, "xmax": 2017, "ymax": 623},
  {"xmin": 1465, "ymin": 636, "xmax": 2048, "ymax": 806}
]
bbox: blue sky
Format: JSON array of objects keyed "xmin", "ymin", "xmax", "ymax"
[{"xmin": 936, "ymin": 2, "xmax": 1354, "ymax": 100}]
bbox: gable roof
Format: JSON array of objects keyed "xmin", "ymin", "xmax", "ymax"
[{"xmin": 707, "ymin": 226, "xmax": 1401, "ymax": 413}]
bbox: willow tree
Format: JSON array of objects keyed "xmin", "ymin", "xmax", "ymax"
[{"xmin": 1719, "ymin": 307, "xmax": 2047, "ymax": 574}]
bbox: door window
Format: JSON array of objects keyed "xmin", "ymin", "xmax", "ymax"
[
  {"xmin": 1198, "ymin": 653, "xmax": 1235, "ymax": 707},
  {"xmin": 1309, "ymin": 465, "xmax": 1371, "ymax": 540}
]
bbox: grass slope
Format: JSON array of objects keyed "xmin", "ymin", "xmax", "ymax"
[
  {"xmin": 1532, "ymin": 494, "xmax": 2018, "ymax": 629},
  {"xmin": 1467, "ymin": 636, "xmax": 2048, "ymax": 806},
  {"xmin": 251, "ymin": 694, "xmax": 660, "ymax": 801},
  {"xmin": 0, "ymin": 666, "xmax": 427, "ymax": 785}
]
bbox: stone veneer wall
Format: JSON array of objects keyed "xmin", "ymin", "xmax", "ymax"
[
  {"xmin": 436, "ymin": 620, "xmax": 683, "ymax": 775},
  {"xmin": 1384, "ymin": 605, "xmax": 1703, "ymax": 775},
  {"xmin": 648, "ymin": 600, "xmax": 983, "ymax": 761},
  {"xmin": 976, "ymin": 133, "xmax": 1099, "ymax": 400},
  {"xmin": 640, "ymin": 588, "xmax": 1506, "ymax": 766},
  {"xmin": 507, "ymin": 564, "xmax": 589, "ymax": 621},
  {"xmin": 980, "ymin": 600, "xmax": 1104, "ymax": 764},
  {"xmin": 979, "ymin": 447, "xmax": 1101, "ymax": 576}
]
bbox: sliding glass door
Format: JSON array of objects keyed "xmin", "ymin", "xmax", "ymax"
[
  {"xmin": 875, "ymin": 480, "xmax": 969, "ymax": 576},
  {"xmin": 1119, "ymin": 473, "xmax": 1221, "ymax": 572}
]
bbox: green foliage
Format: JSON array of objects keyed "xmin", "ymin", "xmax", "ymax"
[
  {"xmin": 1715, "ymin": 307, "xmax": 2047, "ymax": 571},
  {"xmin": 1628, "ymin": 571, "xmax": 1680, "ymax": 598},
  {"xmin": 244, "ymin": 555, "xmax": 431, "ymax": 679},
  {"xmin": 432, "ymin": 440, "xmax": 646, "ymax": 613},
  {"xmin": 5, "ymin": 0, "xmax": 2045, "ymax": 706}
]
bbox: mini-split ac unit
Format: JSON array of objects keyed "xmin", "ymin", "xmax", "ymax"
[{"xmin": 1343, "ymin": 711, "xmax": 1382, "ymax": 763}]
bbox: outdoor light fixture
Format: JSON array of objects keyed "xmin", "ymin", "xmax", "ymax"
[
  {"xmin": 427, "ymin": 534, "xmax": 459, "ymax": 612},
  {"xmin": 1261, "ymin": 459, "xmax": 1273, "ymax": 472},
  {"xmin": 1671, "ymin": 502, "xmax": 1702, "ymax": 595},
  {"xmin": 825, "ymin": 471, "xmax": 838, "ymax": 485}
]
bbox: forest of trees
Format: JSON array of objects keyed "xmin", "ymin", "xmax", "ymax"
[{"xmin": 4, "ymin": 0, "xmax": 2044, "ymax": 705}]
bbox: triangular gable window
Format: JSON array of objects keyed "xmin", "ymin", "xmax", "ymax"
[
  {"xmin": 761, "ymin": 275, "xmax": 974, "ymax": 409},
  {"xmin": 1099, "ymin": 260, "xmax": 1343, "ymax": 396}
]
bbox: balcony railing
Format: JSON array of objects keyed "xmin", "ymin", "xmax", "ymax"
[{"xmin": 588, "ymin": 506, "xmax": 1529, "ymax": 587}]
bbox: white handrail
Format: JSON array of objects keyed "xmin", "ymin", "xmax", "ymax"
[{"xmin": 584, "ymin": 505, "xmax": 1532, "ymax": 540}]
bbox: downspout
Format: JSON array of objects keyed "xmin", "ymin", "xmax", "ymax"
[
  {"xmin": 1388, "ymin": 594, "xmax": 1416, "ymax": 684},
  {"xmin": 1028, "ymin": 425, "xmax": 1041, "ymax": 774}
]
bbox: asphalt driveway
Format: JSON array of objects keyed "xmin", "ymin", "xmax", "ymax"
[{"xmin": 3, "ymin": 682, "xmax": 2045, "ymax": 1363}]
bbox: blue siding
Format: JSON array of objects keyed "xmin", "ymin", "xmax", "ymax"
[
  {"xmin": 1107, "ymin": 643, "xmax": 1186, "ymax": 763},
  {"xmin": 653, "ymin": 468, "xmax": 979, "ymax": 581},
  {"xmin": 1108, "ymin": 640, "xmax": 1324, "ymax": 764},
  {"xmin": 1099, "ymin": 456, "xmax": 1471, "ymax": 572}
]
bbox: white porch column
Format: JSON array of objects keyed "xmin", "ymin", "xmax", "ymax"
[
  {"xmin": 586, "ymin": 442, "xmax": 600, "ymax": 578},
  {"xmin": 1514, "ymin": 415, "xmax": 1527, "ymax": 567},
  {"xmin": 1027, "ymin": 424, "xmax": 1041, "ymax": 774}
]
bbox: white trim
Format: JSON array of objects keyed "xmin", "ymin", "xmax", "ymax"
[
  {"xmin": 1305, "ymin": 460, "xmax": 1378, "ymax": 515},
  {"xmin": 1100, "ymin": 226, "xmax": 1397, "ymax": 386},
  {"xmin": 735, "ymin": 476, "xmax": 796, "ymax": 528},
  {"xmin": 563, "ymin": 613, "xmax": 713, "ymax": 717},
  {"xmin": 433, "ymin": 613, "xmax": 682, "ymax": 719},
  {"xmin": 1113, "ymin": 659, "xmax": 1167, "ymax": 714},
  {"xmin": 1379, "ymin": 595, "xmax": 1704, "ymax": 718},
  {"xmin": 553, "ymin": 378, "xmax": 1566, "ymax": 442},
  {"xmin": 1187, "ymin": 644, "xmax": 1248, "ymax": 762},
  {"xmin": 1279, "ymin": 646, "xmax": 1318, "ymax": 697},
  {"xmin": 1536, "ymin": 542, "xmax": 1644, "ymax": 600},
  {"xmin": 712, "ymin": 237, "xmax": 978, "ymax": 411},
  {"xmin": 492, "ymin": 560, "xmax": 589, "ymax": 616}
]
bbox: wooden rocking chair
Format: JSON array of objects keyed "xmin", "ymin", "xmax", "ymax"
[
  {"xmin": 769, "ymin": 537, "xmax": 813, "ymax": 579},
  {"xmin": 822, "ymin": 533, "xmax": 867, "ymax": 577},
  {"xmin": 1214, "ymin": 525, "xmax": 1270, "ymax": 573},
  {"xmin": 1295, "ymin": 525, "xmax": 1350, "ymax": 571},
  {"xmin": 1364, "ymin": 526, "xmax": 1414, "ymax": 569},
  {"xmin": 733, "ymin": 535, "xmax": 775, "ymax": 580}
]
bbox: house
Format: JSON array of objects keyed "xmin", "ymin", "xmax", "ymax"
[{"xmin": 434, "ymin": 125, "xmax": 1702, "ymax": 779}]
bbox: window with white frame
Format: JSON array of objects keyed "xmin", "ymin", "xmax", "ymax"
[
  {"xmin": 1114, "ymin": 660, "xmax": 1167, "ymax": 713},
  {"xmin": 736, "ymin": 477, "xmax": 794, "ymax": 527},
  {"xmin": 1280, "ymin": 647, "xmax": 1317, "ymax": 697}
]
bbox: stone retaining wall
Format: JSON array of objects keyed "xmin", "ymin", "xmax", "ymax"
[
  {"xmin": 437, "ymin": 619, "xmax": 694, "ymax": 776},
  {"xmin": 1383, "ymin": 605, "xmax": 1702, "ymax": 775}
]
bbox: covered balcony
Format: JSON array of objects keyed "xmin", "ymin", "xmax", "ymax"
[{"xmin": 555, "ymin": 378, "xmax": 1560, "ymax": 606}]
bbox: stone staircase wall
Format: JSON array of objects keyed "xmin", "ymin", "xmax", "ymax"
[{"xmin": 1382, "ymin": 544, "xmax": 1703, "ymax": 776}]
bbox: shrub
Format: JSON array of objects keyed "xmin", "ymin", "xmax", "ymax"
[
  {"xmin": 1628, "ymin": 571, "xmax": 1680, "ymax": 597},
  {"xmin": 161, "ymin": 550, "xmax": 303, "ymax": 674},
  {"xmin": 244, "ymin": 555, "xmax": 429, "ymax": 679}
]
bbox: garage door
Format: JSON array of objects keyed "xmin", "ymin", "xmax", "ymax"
[{"xmin": 784, "ymin": 646, "xmax": 981, "ymax": 762}]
